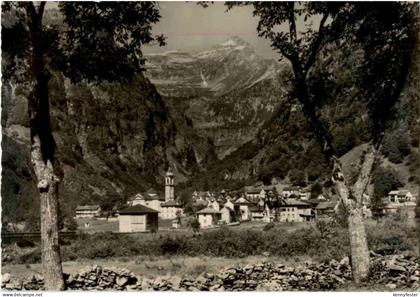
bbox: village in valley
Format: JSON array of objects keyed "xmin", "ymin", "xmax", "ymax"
[
  {"xmin": 1, "ymin": 1, "xmax": 419, "ymax": 293},
  {"xmin": 74, "ymin": 167, "xmax": 418, "ymax": 234}
]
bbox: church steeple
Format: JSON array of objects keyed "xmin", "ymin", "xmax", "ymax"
[{"xmin": 165, "ymin": 167, "xmax": 174, "ymax": 202}]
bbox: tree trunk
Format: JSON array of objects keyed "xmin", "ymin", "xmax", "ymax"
[
  {"xmin": 347, "ymin": 208, "xmax": 370, "ymax": 283},
  {"xmin": 333, "ymin": 156, "xmax": 371, "ymax": 283},
  {"xmin": 31, "ymin": 135, "xmax": 65, "ymax": 290},
  {"xmin": 295, "ymin": 76, "xmax": 371, "ymax": 283},
  {"xmin": 411, "ymin": 1, "xmax": 420, "ymax": 262},
  {"xmin": 26, "ymin": 2, "xmax": 65, "ymax": 290}
]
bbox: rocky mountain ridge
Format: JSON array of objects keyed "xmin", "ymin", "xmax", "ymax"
[{"xmin": 144, "ymin": 37, "xmax": 289, "ymax": 158}]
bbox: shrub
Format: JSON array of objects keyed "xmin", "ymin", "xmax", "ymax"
[
  {"xmin": 19, "ymin": 249, "xmax": 41, "ymax": 264},
  {"xmin": 66, "ymin": 217, "xmax": 78, "ymax": 231},
  {"xmin": 263, "ymin": 222, "xmax": 275, "ymax": 231},
  {"xmin": 16, "ymin": 239, "xmax": 35, "ymax": 248},
  {"xmin": 365, "ymin": 218, "xmax": 417, "ymax": 254},
  {"xmin": 8, "ymin": 217, "xmax": 417, "ymax": 264},
  {"xmin": 190, "ymin": 218, "xmax": 200, "ymax": 233},
  {"xmin": 160, "ymin": 236, "xmax": 184, "ymax": 255}
]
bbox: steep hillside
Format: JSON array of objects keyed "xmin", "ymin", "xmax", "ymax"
[
  {"xmin": 1, "ymin": 72, "xmax": 216, "ymax": 227},
  {"xmin": 186, "ymin": 39, "xmax": 419, "ymax": 194}
]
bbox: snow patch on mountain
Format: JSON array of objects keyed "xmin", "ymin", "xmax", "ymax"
[
  {"xmin": 221, "ymin": 38, "xmax": 238, "ymax": 47},
  {"xmin": 200, "ymin": 70, "xmax": 208, "ymax": 87},
  {"xmin": 234, "ymin": 45, "xmax": 246, "ymax": 51}
]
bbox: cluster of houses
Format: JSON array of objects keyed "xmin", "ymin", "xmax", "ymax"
[
  {"xmin": 75, "ymin": 167, "xmax": 417, "ymax": 232},
  {"xmin": 377, "ymin": 189, "xmax": 417, "ymax": 217},
  {"xmin": 190, "ymin": 186, "xmax": 332, "ymax": 228}
]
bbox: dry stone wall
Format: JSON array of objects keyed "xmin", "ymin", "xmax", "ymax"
[{"xmin": 2, "ymin": 253, "xmax": 419, "ymax": 291}]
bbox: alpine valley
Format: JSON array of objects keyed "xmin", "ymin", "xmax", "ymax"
[{"xmin": 2, "ymin": 36, "xmax": 418, "ymax": 227}]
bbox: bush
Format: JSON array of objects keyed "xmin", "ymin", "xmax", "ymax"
[
  {"xmin": 160, "ymin": 236, "xmax": 184, "ymax": 255},
  {"xmin": 263, "ymin": 222, "xmax": 275, "ymax": 231},
  {"xmin": 19, "ymin": 249, "xmax": 41, "ymax": 264},
  {"xmin": 16, "ymin": 239, "xmax": 36, "ymax": 248},
  {"xmin": 66, "ymin": 217, "xmax": 78, "ymax": 231},
  {"xmin": 190, "ymin": 218, "xmax": 200, "ymax": 233},
  {"xmin": 8, "ymin": 217, "xmax": 417, "ymax": 264},
  {"xmin": 365, "ymin": 218, "xmax": 417, "ymax": 254}
]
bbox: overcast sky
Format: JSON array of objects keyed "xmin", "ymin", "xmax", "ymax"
[
  {"xmin": 142, "ymin": 2, "xmax": 277, "ymax": 58},
  {"xmin": 46, "ymin": 2, "xmax": 320, "ymax": 60}
]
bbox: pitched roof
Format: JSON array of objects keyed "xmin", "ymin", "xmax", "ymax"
[
  {"xmin": 161, "ymin": 200, "xmax": 183, "ymax": 207},
  {"xmin": 221, "ymin": 206, "xmax": 234, "ymax": 212},
  {"xmin": 283, "ymin": 186, "xmax": 300, "ymax": 191},
  {"xmin": 76, "ymin": 205, "xmax": 100, "ymax": 211},
  {"xmin": 234, "ymin": 197, "xmax": 253, "ymax": 205},
  {"xmin": 119, "ymin": 204, "xmax": 159, "ymax": 215},
  {"xmin": 193, "ymin": 199, "xmax": 209, "ymax": 206},
  {"xmin": 128, "ymin": 193, "xmax": 145, "ymax": 201},
  {"xmin": 262, "ymin": 186, "xmax": 276, "ymax": 191},
  {"xmin": 316, "ymin": 201, "xmax": 338, "ymax": 210},
  {"xmin": 307, "ymin": 198, "xmax": 324, "ymax": 206},
  {"xmin": 129, "ymin": 192, "xmax": 164, "ymax": 201},
  {"xmin": 246, "ymin": 189, "xmax": 262, "ymax": 194},
  {"xmin": 244, "ymin": 186, "xmax": 258, "ymax": 192},
  {"xmin": 283, "ymin": 199, "xmax": 311, "ymax": 207},
  {"xmin": 389, "ymin": 190, "xmax": 410, "ymax": 196},
  {"xmin": 197, "ymin": 207, "xmax": 221, "ymax": 214},
  {"xmin": 249, "ymin": 205, "xmax": 265, "ymax": 212}
]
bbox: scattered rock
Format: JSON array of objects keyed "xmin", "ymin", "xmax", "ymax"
[
  {"xmin": 3, "ymin": 253, "xmax": 419, "ymax": 291},
  {"xmin": 386, "ymin": 283, "xmax": 397, "ymax": 289},
  {"xmin": 389, "ymin": 264, "xmax": 406, "ymax": 275},
  {"xmin": 2, "ymin": 273, "xmax": 11, "ymax": 284}
]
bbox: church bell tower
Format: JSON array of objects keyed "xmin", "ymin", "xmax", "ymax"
[{"xmin": 165, "ymin": 167, "xmax": 174, "ymax": 202}]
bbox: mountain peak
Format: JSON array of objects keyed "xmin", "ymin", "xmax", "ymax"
[{"xmin": 220, "ymin": 36, "xmax": 250, "ymax": 48}]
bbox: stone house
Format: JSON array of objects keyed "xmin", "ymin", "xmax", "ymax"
[
  {"xmin": 224, "ymin": 198, "xmax": 235, "ymax": 210},
  {"xmin": 249, "ymin": 205, "xmax": 265, "ymax": 221},
  {"xmin": 279, "ymin": 199, "xmax": 313, "ymax": 222},
  {"xmin": 127, "ymin": 193, "xmax": 146, "ymax": 206},
  {"xmin": 193, "ymin": 198, "xmax": 209, "ymax": 210},
  {"xmin": 377, "ymin": 190, "xmax": 416, "ymax": 217},
  {"xmin": 386, "ymin": 190, "xmax": 414, "ymax": 203},
  {"xmin": 127, "ymin": 191, "xmax": 165, "ymax": 213},
  {"xmin": 160, "ymin": 199, "xmax": 184, "ymax": 220},
  {"xmin": 244, "ymin": 187, "xmax": 265, "ymax": 201},
  {"xmin": 299, "ymin": 190, "xmax": 311, "ymax": 200},
  {"xmin": 118, "ymin": 204, "xmax": 159, "ymax": 232},
  {"xmin": 282, "ymin": 187, "xmax": 301, "ymax": 198},
  {"xmin": 234, "ymin": 196, "xmax": 254, "ymax": 221},
  {"xmin": 316, "ymin": 201, "xmax": 338, "ymax": 219},
  {"xmin": 197, "ymin": 207, "xmax": 221, "ymax": 228},
  {"xmin": 209, "ymin": 200, "xmax": 221, "ymax": 211},
  {"xmin": 118, "ymin": 204, "xmax": 159, "ymax": 233},
  {"xmin": 75, "ymin": 205, "xmax": 101, "ymax": 219},
  {"xmin": 220, "ymin": 206, "xmax": 235, "ymax": 224}
]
